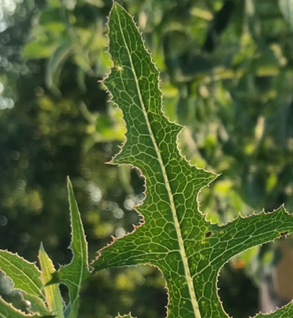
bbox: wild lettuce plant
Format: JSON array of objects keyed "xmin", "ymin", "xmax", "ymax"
[{"xmin": 1, "ymin": 2, "xmax": 293, "ymax": 318}]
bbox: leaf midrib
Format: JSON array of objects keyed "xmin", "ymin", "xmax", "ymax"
[{"xmin": 115, "ymin": 5, "xmax": 201, "ymax": 318}]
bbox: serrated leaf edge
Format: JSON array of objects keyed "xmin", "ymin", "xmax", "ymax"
[
  {"xmin": 215, "ymin": 205, "xmax": 293, "ymax": 317},
  {"xmin": 251, "ymin": 300, "xmax": 293, "ymax": 318}
]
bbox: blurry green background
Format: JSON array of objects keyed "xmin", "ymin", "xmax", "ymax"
[{"xmin": 1, "ymin": 0, "xmax": 293, "ymax": 317}]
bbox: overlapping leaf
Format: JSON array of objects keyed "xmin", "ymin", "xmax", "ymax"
[{"xmin": 92, "ymin": 3, "xmax": 293, "ymax": 318}]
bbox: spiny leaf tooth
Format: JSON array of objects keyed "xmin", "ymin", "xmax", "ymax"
[
  {"xmin": 115, "ymin": 312, "xmax": 137, "ymax": 318},
  {"xmin": 251, "ymin": 301, "xmax": 293, "ymax": 317}
]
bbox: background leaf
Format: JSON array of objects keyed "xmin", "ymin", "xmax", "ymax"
[
  {"xmin": 279, "ymin": 0, "xmax": 293, "ymax": 31},
  {"xmin": 45, "ymin": 42, "xmax": 73, "ymax": 94}
]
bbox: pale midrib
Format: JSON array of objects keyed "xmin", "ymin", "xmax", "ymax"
[{"xmin": 116, "ymin": 11, "xmax": 201, "ymax": 318}]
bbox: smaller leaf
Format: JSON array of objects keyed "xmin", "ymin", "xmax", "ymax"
[
  {"xmin": 0, "ymin": 250, "xmax": 43, "ymax": 298},
  {"xmin": 38, "ymin": 243, "xmax": 64, "ymax": 318},
  {"xmin": 0, "ymin": 297, "xmax": 40, "ymax": 318},
  {"xmin": 52, "ymin": 178, "xmax": 90, "ymax": 318}
]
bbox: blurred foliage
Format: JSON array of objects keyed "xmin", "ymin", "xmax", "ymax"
[{"xmin": 1, "ymin": 0, "xmax": 293, "ymax": 317}]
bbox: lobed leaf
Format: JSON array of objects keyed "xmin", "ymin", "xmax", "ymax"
[
  {"xmin": 92, "ymin": 3, "xmax": 293, "ymax": 318},
  {"xmin": 0, "ymin": 250, "xmax": 43, "ymax": 298}
]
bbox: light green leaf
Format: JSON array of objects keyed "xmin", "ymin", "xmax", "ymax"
[
  {"xmin": 279, "ymin": 0, "xmax": 293, "ymax": 31},
  {"xmin": 0, "ymin": 297, "xmax": 40, "ymax": 318},
  {"xmin": 52, "ymin": 178, "xmax": 90, "ymax": 318},
  {"xmin": 22, "ymin": 42, "xmax": 55, "ymax": 59},
  {"xmin": 0, "ymin": 250, "xmax": 43, "ymax": 298},
  {"xmin": 92, "ymin": 3, "xmax": 293, "ymax": 318},
  {"xmin": 38, "ymin": 243, "xmax": 64, "ymax": 318}
]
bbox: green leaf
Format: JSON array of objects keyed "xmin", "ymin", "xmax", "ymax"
[
  {"xmin": 52, "ymin": 178, "xmax": 90, "ymax": 318},
  {"xmin": 92, "ymin": 3, "xmax": 293, "ymax": 318},
  {"xmin": 0, "ymin": 250, "xmax": 43, "ymax": 298},
  {"xmin": 0, "ymin": 297, "xmax": 40, "ymax": 318},
  {"xmin": 279, "ymin": 0, "xmax": 293, "ymax": 31},
  {"xmin": 38, "ymin": 243, "xmax": 64, "ymax": 318},
  {"xmin": 23, "ymin": 42, "xmax": 55, "ymax": 59}
]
